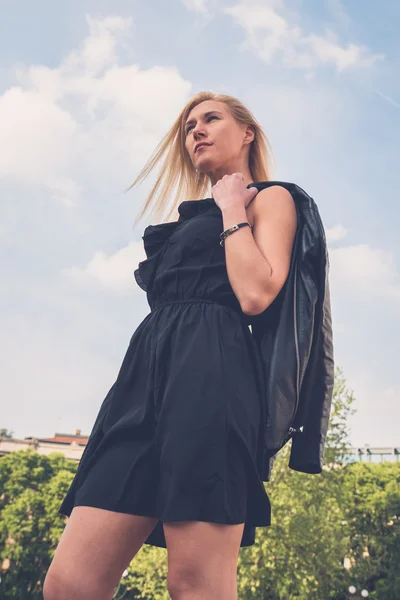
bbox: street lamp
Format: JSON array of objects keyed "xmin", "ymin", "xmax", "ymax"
[{"xmin": 348, "ymin": 585, "xmax": 369, "ymax": 598}]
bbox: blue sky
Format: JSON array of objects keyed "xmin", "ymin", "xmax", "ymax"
[{"xmin": 1, "ymin": 0, "xmax": 399, "ymax": 448}]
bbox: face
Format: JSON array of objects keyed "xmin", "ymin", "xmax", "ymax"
[{"xmin": 184, "ymin": 100, "xmax": 254, "ymax": 184}]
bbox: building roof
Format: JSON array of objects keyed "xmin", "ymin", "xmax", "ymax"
[
  {"xmin": 24, "ymin": 430, "xmax": 89, "ymax": 446},
  {"xmin": 38, "ymin": 436, "xmax": 89, "ymax": 445}
]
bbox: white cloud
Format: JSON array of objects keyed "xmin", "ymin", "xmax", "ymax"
[
  {"xmin": 329, "ymin": 244, "xmax": 400, "ymax": 301},
  {"xmin": 76, "ymin": 15, "xmax": 133, "ymax": 74},
  {"xmin": 223, "ymin": 0, "xmax": 384, "ymax": 72},
  {"xmin": 326, "ymin": 224, "xmax": 348, "ymax": 243},
  {"xmin": 0, "ymin": 87, "xmax": 87, "ymax": 205},
  {"xmin": 345, "ymin": 377, "xmax": 400, "ymax": 447},
  {"xmin": 63, "ymin": 241, "xmax": 145, "ymax": 293},
  {"xmin": 0, "ymin": 15, "xmax": 191, "ymax": 207},
  {"xmin": 182, "ymin": 0, "xmax": 210, "ymax": 13}
]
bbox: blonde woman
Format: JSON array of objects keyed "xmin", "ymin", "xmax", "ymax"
[{"xmin": 44, "ymin": 91, "xmax": 314, "ymax": 600}]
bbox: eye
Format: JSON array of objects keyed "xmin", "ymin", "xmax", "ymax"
[{"xmin": 186, "ymin": 115, "xmax": 219, "ymax": 135}]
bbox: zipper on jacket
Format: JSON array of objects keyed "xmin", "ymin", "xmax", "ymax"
[
  {"xmin": 277, "ymin": 261, "xmax": 303, "ymax": 449},
  {"xmin": 290, "ymin": 261, "xmax": 301, "ymax": 429}
]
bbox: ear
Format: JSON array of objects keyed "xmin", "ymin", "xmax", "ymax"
[{"xmin": 245, "ymin": 124, "xmax": 255, "ymax": 144}]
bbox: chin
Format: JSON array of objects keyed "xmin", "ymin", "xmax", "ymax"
[{"xmin": 195, "ymin": 159, "xmax": 216, "ymax": 176}]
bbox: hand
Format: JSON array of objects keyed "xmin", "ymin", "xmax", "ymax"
[{"xmin": 211, "ymin": 173, "xmax": 258, "ymax": 211}]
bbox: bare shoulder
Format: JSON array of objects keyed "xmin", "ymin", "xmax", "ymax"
[
  {"xmin": 252, "ymin": 185, "xmax": 296, "ymax": 216},
  {"xmin": 247, "ymin": 185, "xmax": 296, "ymax": 229}
]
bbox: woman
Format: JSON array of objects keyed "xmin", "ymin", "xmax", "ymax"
[{"xmin": 44, "ymin": 91, "xmax": 298, "ymax": 600}]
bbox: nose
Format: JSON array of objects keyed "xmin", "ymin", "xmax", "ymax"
[
  {"xmin": 193, "ymin": 130, "xmax": 204, "ymax": 141},
  {"xmin": 192, "ymin": 122, "xmax": 206, "ymax": 138},
  {"xmin": 193, "ymin": 131, "xmax": 207, "ymax": 150}
]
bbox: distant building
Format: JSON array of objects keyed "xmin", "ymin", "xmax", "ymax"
[
  {"xmin": 0, "ymin": 432, "xmax": 399, "ymax": 464},
  {"xmin": 0, "ymin": 430, "xmax": 89, "ymax": 461},
  {"xmin": 344, "ymin": 445, "xmax": 399, "ymax": 464}
]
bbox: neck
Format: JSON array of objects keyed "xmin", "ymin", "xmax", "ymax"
[{"xmin": 208, "ymin": 167, "xmax": 254, "ymax": 187}]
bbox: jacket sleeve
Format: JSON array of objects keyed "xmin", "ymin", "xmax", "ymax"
[{"xmin": 288, "ymin": 238, "xmax": 335, "ymax": 474}]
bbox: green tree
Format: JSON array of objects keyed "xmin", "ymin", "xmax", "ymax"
[
  {"xmin": 238, "ymin": 446, "xmax": 348, "ymax": 599},
  {"xmin": 324, "ymin": 366, "xmax": 357, "ymax": 467},
  {"xmin": 0, "ymin": 449, "xmax": 169, "ymax": 599},
  {"xmin": 0, "ymin": 450, "xmax": 76, "ymax": 599},
  {"xmin": 0, "ymin": 429, "xmax": 14, "ymax": 439},
  {"xmin": 237, "ymin": 367, "xmax": 358, "ymax": 599},
  {"xmin": 341, "ymin": 461, "xmax": 400, "ymax": 599}
]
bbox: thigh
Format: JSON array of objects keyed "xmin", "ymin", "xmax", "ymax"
[
  {"xmin": 164, "ymin": 520, "xmax": 244, "ymax": 595},
  {"xmin": 44, "ymin": 506, "xmax": 159, "ymax": 600}
]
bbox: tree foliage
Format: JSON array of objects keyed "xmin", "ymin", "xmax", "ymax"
[
  {"xmin": 0, "ymin": 428, "xmax": 14, "ymax": 439},
  {"xmin": 0, "ymin": 450, "xmax": 76, "ymax": 599}
]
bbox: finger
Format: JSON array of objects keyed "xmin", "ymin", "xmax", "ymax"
[{"xmin": 247, "ymin": 186, "xmax": 258, "ymax": 200}]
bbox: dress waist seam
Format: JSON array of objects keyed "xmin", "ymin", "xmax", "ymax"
[{"xmin": 151, "ymin": 297, "xmax": 245, "ymax": 318}]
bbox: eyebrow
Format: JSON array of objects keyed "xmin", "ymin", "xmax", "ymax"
[{"xmin": 185, "ymin": 110, "xmax": 223, "ymax": 129}]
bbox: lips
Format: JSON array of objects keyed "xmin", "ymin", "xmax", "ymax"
[{"xmin": 195, "ymin": 142, "xmax": 212, "ymax": 153}]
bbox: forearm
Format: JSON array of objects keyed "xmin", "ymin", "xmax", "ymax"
[{"xmin": 221, "ymin": 203, "xmax": 273, "ymax": 314}]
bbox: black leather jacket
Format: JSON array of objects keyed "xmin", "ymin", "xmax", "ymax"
[{"xmin": 248, "ymin": 181, "xmax": 335, "ymax": 481}]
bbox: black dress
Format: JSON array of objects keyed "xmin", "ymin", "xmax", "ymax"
[{"xmin": 58, "ymin": 195, "xmax": 271, "ymax": 548}]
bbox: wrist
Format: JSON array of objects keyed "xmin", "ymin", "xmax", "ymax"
[{"xmin": 221, "ymin": 203, "xmax": 248, "ymax": 230}]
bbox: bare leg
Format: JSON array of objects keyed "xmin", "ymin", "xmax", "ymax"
[
  {"xmin": 43, "ymin": 506, "xmax": 159, "ymax": 600},
  {"xmin": 164, "ymin": 520, "xmax": 244, "ymax": 600}
]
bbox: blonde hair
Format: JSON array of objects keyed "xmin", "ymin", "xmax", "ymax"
[{"xmin": 125, "ymin": 91, "xmax": 274, "ymax": 226}]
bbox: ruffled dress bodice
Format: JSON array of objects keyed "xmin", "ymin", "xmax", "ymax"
[{"xmin": 134, "ymin": 196, "xmax": 249, "ymax": 320}]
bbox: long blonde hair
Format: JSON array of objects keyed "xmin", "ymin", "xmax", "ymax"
[{"xmin": 126, "ymin": 91, "xmax": 274, "ymax": 226}]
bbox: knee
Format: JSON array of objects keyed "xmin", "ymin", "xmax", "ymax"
[
  {"xmin": 167, "ymin": 565, "xmax": 205, "ymax": 598},
  {"xmin": 43, "ymin": 571, "xmax": 107, "ymax": 600},
  {"xmin": 43, "ymin": 572, "xmax": 83, "ymax": 600},
  {"xmin": 167, "ymin": 560, "xmax": 239, "ymax": 599}
]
